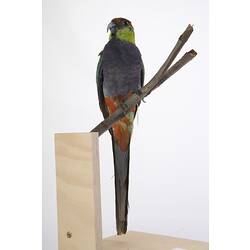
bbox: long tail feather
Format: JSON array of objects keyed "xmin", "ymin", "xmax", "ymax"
[{"xmin": 111, "ymin": 136, "xmax": 130, "ymax": 235}]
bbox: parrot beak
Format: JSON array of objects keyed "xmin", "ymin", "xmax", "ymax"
[{"xmin": 107, "ymin": 22, "xmax": 116, "ymax": 34}]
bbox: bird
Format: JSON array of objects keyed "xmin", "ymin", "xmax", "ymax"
[{"xmin": 96, "ymin": 17, "xmax": 144, "ymax": 235}]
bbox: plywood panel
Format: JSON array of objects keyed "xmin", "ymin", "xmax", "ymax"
[
  {"xmin": 55, "ymin": 132, "xmax": 102, "ymax": 250},
  {"xmin": 102, "ymin": 231, "xmax": 208, "ymax": 250}
]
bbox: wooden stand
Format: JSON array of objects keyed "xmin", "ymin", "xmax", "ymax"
[
  {"xmin": 55, "ymin": 133, "xmax": 102, "ymax": 250},
  {"xmin": 103, "ymin": 231, "xmax": 208, "ymax": 250},
  {"xmin": 55, "ymin": 132, "xmax": 208, "ymax": 250}
]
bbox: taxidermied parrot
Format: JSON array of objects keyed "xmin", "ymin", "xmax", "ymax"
[{"xmin": 96, "ymin": 18, "xmax": 144, "ymax": 235}]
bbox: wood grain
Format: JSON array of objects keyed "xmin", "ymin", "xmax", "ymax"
[
  {"xmin": 55, "ymin": 132, "xmax": 102, "ymax": 250},
  {"xmin": 102, "ymin": 231, "xmax": 208, "ymax": 250}
]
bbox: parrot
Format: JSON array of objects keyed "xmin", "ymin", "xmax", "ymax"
[{"xmin": 96, "ymin": 17, "xmax": 144, "ymax": 235}]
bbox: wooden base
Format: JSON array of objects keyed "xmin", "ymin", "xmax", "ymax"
[
  {"xmin": 103, "ymin": 231, "xmax": 208, "ymax": 250},
  {"xmin": 54, "ymin": 132, "xmax": 208, "ymax": 250}
]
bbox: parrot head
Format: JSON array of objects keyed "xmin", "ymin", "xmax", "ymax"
[{"xmin": 107, "ymin": 17, "xmax": 135, "ymax": 44}]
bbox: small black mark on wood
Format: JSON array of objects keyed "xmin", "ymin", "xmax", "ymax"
[{"xmin": 67, "ymin": 231, "xmax": 72, "ymax": 238}]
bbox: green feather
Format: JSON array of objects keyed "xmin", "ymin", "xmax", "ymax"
[{"xmin": 109, "ymin": 27, "xmax": 135, "ymax": 44}]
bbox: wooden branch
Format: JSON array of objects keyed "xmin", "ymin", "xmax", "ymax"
[
  {"xmin": 148, "ymin": 24, "xmax": 193, "ymax": 93},
  {"xmin": 150, "ymin": 49, "xmax": 197, "ymax": 94},
  {"xmin": 148, "ymin": 24, "xmax": 193, "ymax": 94},
  {"xmin": 91, "ymin": 25, "xmax": 197, "ymax": 136}
]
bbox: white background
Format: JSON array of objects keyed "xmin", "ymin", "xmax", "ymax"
[
  {"xmin": 1, "ymin": 1, "xmax": 250, "ymax": 250},
  {"xmin": 43, "ymin": 0, "xmax": 208, "ymax": 248}
]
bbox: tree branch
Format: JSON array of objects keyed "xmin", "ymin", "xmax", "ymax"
[
  {"xmin": 148, "ymin": 24, "xmax": 193, "ymax": 93},
  {"xmin": 91, "ymin": 25, "xmax": 197, "ymax": 136}
]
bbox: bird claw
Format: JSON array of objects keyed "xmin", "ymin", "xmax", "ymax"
[{"xmin": 135, "ymin": 89, "xmax": 146, "ymax": 103}]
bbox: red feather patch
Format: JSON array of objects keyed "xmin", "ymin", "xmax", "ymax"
[{"xmin": 105, "ymin": 92, "xmax": 136, "ymax": 151}]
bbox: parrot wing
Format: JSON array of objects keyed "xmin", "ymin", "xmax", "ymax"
[
  {"xmin": 141, "ymin": 60, "xmax": 145, "ymax": 88},
  {"xmin": 96, "ymin": 51, "xmax": 109, "ymax": 119}
]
